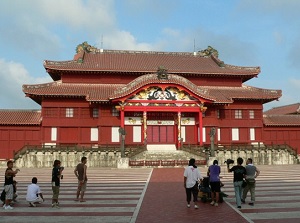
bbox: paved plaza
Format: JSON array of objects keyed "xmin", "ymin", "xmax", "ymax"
[{"xmin": 1, "ymin": 164, "xmax": 300, "ymax": 223}]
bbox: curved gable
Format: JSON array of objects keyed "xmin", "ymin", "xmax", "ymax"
[{"xmin": 110, "ymin": 73, "xmax": 216, "ymax": 103}]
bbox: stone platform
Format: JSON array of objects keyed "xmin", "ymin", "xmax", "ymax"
[{"xmin": 1, "ymin": 165, "xmax": 300, "ymax": 223}]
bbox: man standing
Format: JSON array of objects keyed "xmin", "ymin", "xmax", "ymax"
[
  {"xmin": 242, "ymin": 158, "xmax": 260, "ymax": 206},
  {"xmin": 227, "ymin": 157, "xmax": 246, "ymax": 209},
  {"xmin": 26, "ymin": 177, "xmax": 44, "ymax": 207},
  {"xmin": 3, "ymin": 161, "xmax": 20, "ymax": 210},
  {"xmin": 74, "ymin": 157, "xmax": 88, "ymax": 202}
]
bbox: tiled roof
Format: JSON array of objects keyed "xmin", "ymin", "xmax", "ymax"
[
  {"xmin": 23, "ymin": 81, "xmax": 124, "ymax": 102},
  {"xmin": 0, "ymin": 110, "xmax": 41, "ymax": 125},
  {"xmin": 23, "ymin": 76, "xmax": 281, "ymax": 104},
  {"xmin": 263, "ymin": 114, "xmax": 300, "ymax": 126},
  {"xmin": 44, "ymin": 50, "xmax": 260, "ymax": 79},
  {"xmin": 201, "ymin": 85, "xmax": 281, "ymax": 103},
  {"xmin": 264, "ymin": 103, "xmax": 300, "ymax": 115}
]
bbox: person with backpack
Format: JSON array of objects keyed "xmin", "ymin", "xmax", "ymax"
[{"xmin": 241, "ymin": 158, "xmax": 260, "ymax": 206}]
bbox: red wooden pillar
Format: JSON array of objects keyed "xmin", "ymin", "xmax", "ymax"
[
  {"xmin": 120, "ymin": 109, "xmax": 125, "ymax": 128},
  {"xmin": 194, "ymin": 120, "xmax": 198, "ymax": 145},
  {"xmin": 177, "ymin": 112, "xmax": 181, "ymax": 148},
  {"xmin": 199, "ymin": 105, "xmax": 207, "ymax": 146},
  {"xmin": 199, "ymin": 110, "xmax": 203, "ymax": 146},
  {"xmin": 143, "ymin": 111, "xmax": 147, "ymax": 145}
]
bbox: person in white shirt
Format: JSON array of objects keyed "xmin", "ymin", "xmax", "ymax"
[
  {"xmin": 26, "ymin": 177, "xmax": 44, "ymax": 207},
  {"xmin": 184, "ymin": 158, "xmax": 203, "ymax": 209}
]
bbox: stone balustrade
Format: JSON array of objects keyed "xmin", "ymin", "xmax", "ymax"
[{"xmin": 0, "ymin": 144, "xmax": 298, "ymax": 168}]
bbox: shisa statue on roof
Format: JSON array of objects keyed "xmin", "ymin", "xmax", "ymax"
[
  {"xmin": 198, "ymin": 46, "xmax": 219, "ymax": 58},
  {"xmin": 76, "ymin": 41, "xmax": 97, "ymax": 53}
]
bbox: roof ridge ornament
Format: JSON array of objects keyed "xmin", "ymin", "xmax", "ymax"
[
  {"xmin": 157, "ymin": 66, "xmax": 168, "ymax": 80},
  {"xmin": 198, "ymin": 46, "xmax": 219, "ymax": 58},
  {"xmin": 76, "ymin": 41, "xmax": 97, "ymax": 53}
]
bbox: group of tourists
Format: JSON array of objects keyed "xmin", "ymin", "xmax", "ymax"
[
  {"xmin": 227, "ymin": 157, "xmax": 260, "ymax": 209},
  {"xmin": 2, "ymin": 157, "xmax": 88, "ymax": 210},
  {"xmin": 183, "ymin": 157, "xmax": 260, "ymax": 209}
]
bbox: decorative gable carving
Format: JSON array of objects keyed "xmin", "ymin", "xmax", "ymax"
[
  {"xmin": 157, "ymin": 66, "xmax": 168, "ymax": 80},
  {"xmin": 132, "ymin": 86, "xmax": 196, "ymax": 101}
]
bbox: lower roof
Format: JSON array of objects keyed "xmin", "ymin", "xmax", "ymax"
[
  {"xmin": 23, "ymin": 73, "xmax": 281, "ymax": 105},
  {"xmin": 263, "ymin": 114, "xmax": 300, "ymax": 126},
  {"xmin": 0, "ymin": 110, "xmax": 41, "ymax": 125},
  {"xmin": 264, "ymin": 103, "xmax": 300, "ymax": 115}
]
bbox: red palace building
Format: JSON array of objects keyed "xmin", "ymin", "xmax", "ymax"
[{"xmin": 0, "ymin": 43, "xmax": 300, "ymax": 160}]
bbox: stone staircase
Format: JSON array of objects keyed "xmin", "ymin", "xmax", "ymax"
[{"xmin": 130, "ymin": 150, "xmax": 205, "ymax": 161}]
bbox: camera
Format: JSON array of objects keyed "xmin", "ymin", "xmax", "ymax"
[{"xmin": 224, "ymin": 159, "xmax": 234, "ymax": 165}]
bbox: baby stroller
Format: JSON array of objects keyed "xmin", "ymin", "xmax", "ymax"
[
  {"xmin": 198, "ymin": 177, "xmax": 211, "ymax": 203},
  {"xmin": 198, "ymin": 177, "xmax": 228, "ymax": 203}
]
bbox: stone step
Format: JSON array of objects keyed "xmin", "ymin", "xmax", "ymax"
[
  {"xmin": 146, "ymin": 144, "xmax": 176, "ymax": 151},
  {"xmin": 131, "ymin": 150, "xmax": 204, "ymax": 161}
]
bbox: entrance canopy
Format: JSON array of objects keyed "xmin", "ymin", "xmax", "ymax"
[{"xmin": 111, "ymin": 73, "xmax": 215, "ymax": 112}]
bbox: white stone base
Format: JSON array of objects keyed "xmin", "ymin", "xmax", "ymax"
[
  {"xmin": 207, "ymin": 156, "xmax": 217, "ymax": 166},
  {"xmin": 117, "ymin": 158, "xmax": 129, "ymax": 169},
  {"xmin": 147, "ymin": 144, "xmax": 176, "ymax": 151}
]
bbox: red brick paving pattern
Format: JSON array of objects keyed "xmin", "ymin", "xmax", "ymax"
[{"xmin": 136, "ymin": 168, "xmax": 248, "ymax": 223}]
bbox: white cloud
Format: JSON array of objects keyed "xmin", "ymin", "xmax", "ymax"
[
  {"xmin": 0, "ymin": 59, "xmax": 51, "ymax": 109},
  {"xmin": 0, "ymin": 0, "xmax": 118, "ymax": 59},
  {"xmin": 96, "ymin": 30, "xmax": 154, "ymax": 51},
  {"xmin": 35, "ymin": 0, "xmax": 116, "ymax": 31}
]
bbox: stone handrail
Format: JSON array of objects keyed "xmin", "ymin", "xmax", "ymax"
[
  {"xmin": 215, "ymin": 144, "xmax": 297, "ymax": 156},
  {"xmin": 181, "ymin": 143, "xmax": 298, "ymax": 158},
  {"xmin": 181, "ymin": 145, "xmax": 208, "ymax": 158},
  {"xmin": 13, "ymin": 144, "xmax": 146, "ymax": 160}
]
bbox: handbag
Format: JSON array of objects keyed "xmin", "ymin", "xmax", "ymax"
[{"xmin": 246, "ymin": 178, "xmax": 256, "ymax": 185}]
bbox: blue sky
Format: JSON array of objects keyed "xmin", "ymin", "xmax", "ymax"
[{"xmin": 0, "ymin": 0, "xmax": 299, "ymax": 111}]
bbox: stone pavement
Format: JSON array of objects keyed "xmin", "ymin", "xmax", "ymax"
[{"xmin": 0, "ymin": 164, "xmax": 300, "ymax": 223}]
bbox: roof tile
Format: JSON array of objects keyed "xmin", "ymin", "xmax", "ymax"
[
  {"xmin": 23, "ymin": 78, "xmax": 281, "ymax": 104},
  {"xmin": 0, "ymin": 110, "xmax": 41, "ymax": 125},
  {"xmin": 263, "ymin": 114, "xmax": 300, "ymax": 126},
  {"xmin": 264, "ymin": 103, "xmax": 300, "ymax": 115},
  {"xmin": 44, "ymin": 50, "xmax": 260, "ymax": 77}
]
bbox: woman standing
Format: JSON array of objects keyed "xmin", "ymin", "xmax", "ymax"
[
  {"xmin": 184, "ymin": 158, "xmax": 202, "ymax": 209},
  {"xmin": 208, "ymin": 160, "xmax": 221, "ymax": 207},
  {"xmin": 51, "ymin": 160, "xmax": 64, "ymax": 208}
]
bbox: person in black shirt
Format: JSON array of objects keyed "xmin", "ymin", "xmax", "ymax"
[
  {"xmin": 227, "ymin": 157, "xmax": 246, "ymax": 209},
  {"xmin": 3, "ymin": 161, "xmax": 20, "ymax": 210},
  {"xmin": 51, "ymin": 160, "xmax": 64, "ymax": 208}
]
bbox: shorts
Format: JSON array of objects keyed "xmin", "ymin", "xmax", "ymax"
[
  {"xmin": 77, "ymin": 180, "xmax": 87, "ymax": 192},
  {"xmin": 210, "ymin": 181, "xmax": 221, "ymax": 192},
  {"xmin": 52, "ymin": 186, "xmax": 60, "ymax": 199},
  {"xmin": 4, "ymin": 185, "xmax": 13, "ymax": 200}
]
